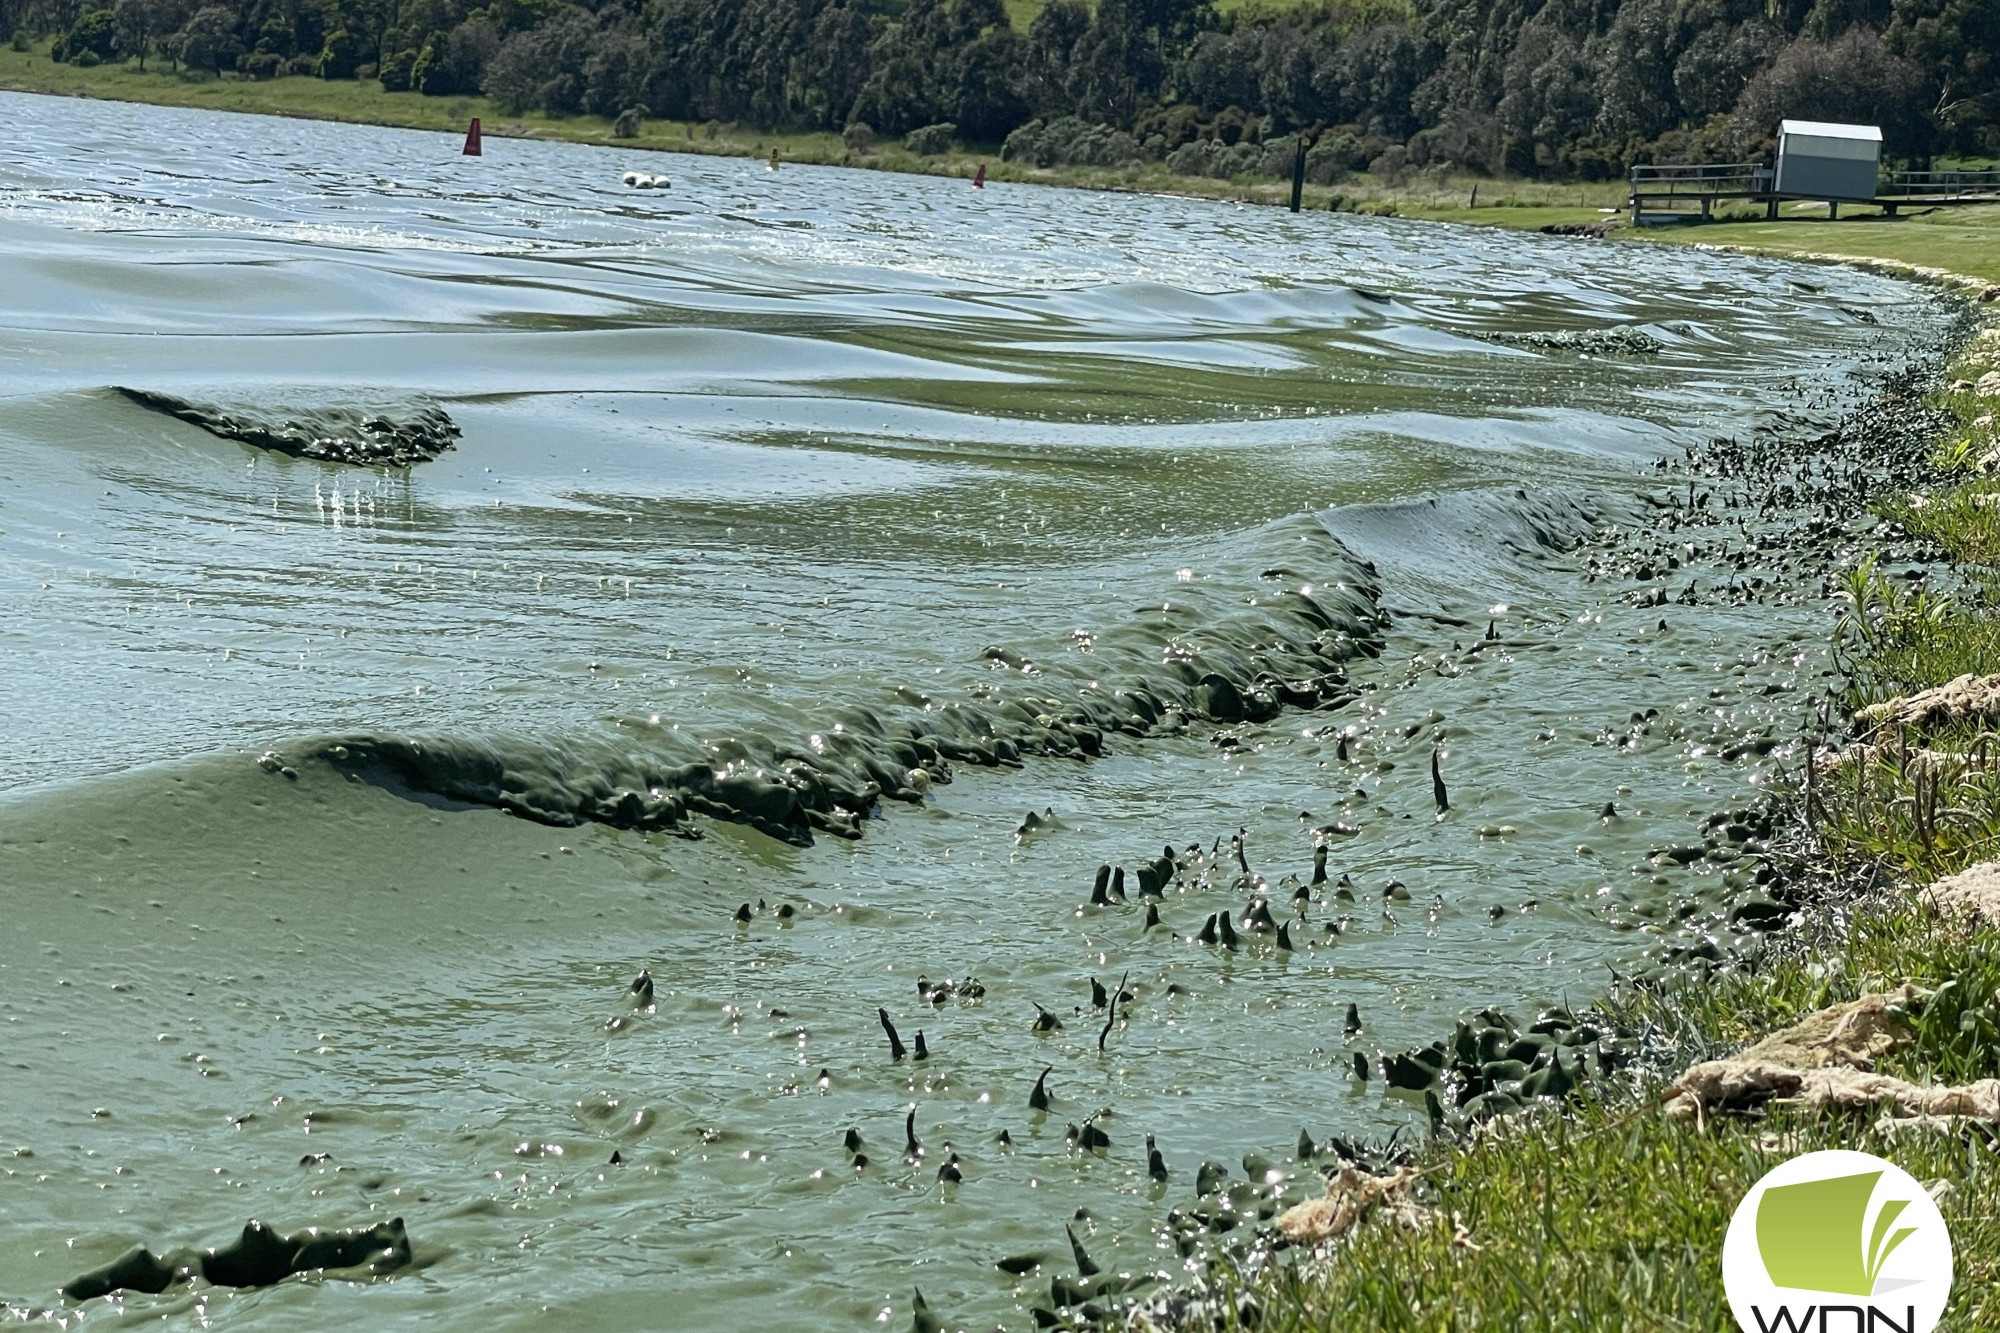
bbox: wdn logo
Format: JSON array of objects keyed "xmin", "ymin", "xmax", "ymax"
[{"xmin": 1724, "ymin": 1150, "xmax": 1955, "ymax": 1333}]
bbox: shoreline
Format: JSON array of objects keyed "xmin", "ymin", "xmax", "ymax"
[
  {"xmin": 0, "ymin": 45, "xmax": 1619, "ymax": 231},
  {"xmin": 10, "ymin": 68, "xmax": 2000, "ymax": 1325},
  {"xmin": 1146, "ymin": 263, "xmax": 2000, "ymax": 1328},
  {"xmin": 6, "ymin": 43, "xmax": 1998, "ymax": 273}
]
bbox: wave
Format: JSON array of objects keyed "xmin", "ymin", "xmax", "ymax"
[
  {"xmin": 114, "ymin": 386, "xmax": 459, "ymax": 465},
  {"xmin": 1323, "ymin": 486, "xmax": 1616, "ymax": 612},
  {"xmin": 302, "ymin": 511, "xmax": 1386, "ymax": 845},
  {"xmin": 291, "ymin": 486, "xmax": 1602, "ymax": 847}
]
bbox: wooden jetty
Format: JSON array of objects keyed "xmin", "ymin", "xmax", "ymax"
[{"xmin": 1628, "ymin": 164, "xmax": 2000, "ymax": 225}]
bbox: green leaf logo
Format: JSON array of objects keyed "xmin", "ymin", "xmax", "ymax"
[{"xmin": 1756, "ymin": 1170, "xmax": 1919, "ymax": 1296}]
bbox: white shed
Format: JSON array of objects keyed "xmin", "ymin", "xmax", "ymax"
[{"xmin": 1774, "ymin": 120, "xmax": 1882, "ymax": 201}]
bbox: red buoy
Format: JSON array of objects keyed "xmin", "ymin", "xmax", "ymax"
[
  {"xmin": 972, "ymin": 162, "xmax": 986, "ymax": 189},
  {"xmin": 463, "ymin": 118, "xmax": 482, "ymax": 156}
]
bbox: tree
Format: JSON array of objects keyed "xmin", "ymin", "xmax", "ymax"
[
  {"xmin": 1177, "ymin": 27, "xmax": 1261, "ymax": 117},
  {"xmin": 1673, "ymin": 20, "xmax": 1784, "ymax": 121},
  {"xmin": 1020, "ymin": 0, "xmax": 1088, "ymax": 112},
  {"xmin": 1591, "ymin": 0, "xmax": 1682, "ymax": 141},
  {"xmin": 953, "ymin": 26, "xmax": 1028, "ymax": 140},
  {"xmin": 478, "ymin": 6, "xmax": 594, "ymax": 114},
  {"xmin": 579, "ymin": 25, "xmax": 645, "ymax": 115},
  {"xmin": 790, "ymin": 3, "xmax": 877, "ymax": 128},
  {"xmin": 851, "ymin": 0, "xmax": 1019, "ymax": 137},
  {"xmin": 1324, "ymin": 22, "xmax": 1423, "ymax": 139},
  {"xmin": 172, "ymin": 2, "xmax": 240, "ymax": 72},
  {"xmin": 1066, "ymin": 0, "xmax": 1166, "ymax": 124},
  {"xmin": 315, "ymin": 25, "xmax": 363, "ymax": 75},
  {"xmin": 112, "ymin": 0, "xmax": 153, "ymax": 66},
  {"xmin": 1498, "ymin": 16, "xmax": 1597, "ymax": 169},
  {"xmin": 442, "ymin": 18, "xmax": 496, "ymax": 89},
  {"xmin": 1733, "ymin": 28, "xmax": 1932, "ymax": 155},
  {"xmin": 1885, "ymin": 0, "xmax": 2000, "ymax": 151},
  {"xmin": 53, "ymin": 6, "xmax": 116, "ymax": 61}
]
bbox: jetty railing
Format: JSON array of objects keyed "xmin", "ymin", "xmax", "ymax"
[
  {"xmin": 1881, "ymin": 169, "xmax": 2000, "ymax": 199},
  {"xmin": 1627, "ymin": 163, "xmax": 1770, "ymax": 222},
  {"xmin": 1628, "ymin": 162, "xmax": 2000, "ymax": 223}
]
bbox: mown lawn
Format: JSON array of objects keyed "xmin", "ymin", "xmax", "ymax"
[{"xmin": 1640, "ymin": 204, "xmax": 2000, "ymax": 287}]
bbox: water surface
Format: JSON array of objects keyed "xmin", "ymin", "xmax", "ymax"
[{"xmin": 0, "ymin": 92, "xmax": 1941, "ymax": 1330}]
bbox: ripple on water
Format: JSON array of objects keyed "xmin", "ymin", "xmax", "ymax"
[{"xmin": 0, "ymin": 88, "xmax": 1952, "ymax": 1331}]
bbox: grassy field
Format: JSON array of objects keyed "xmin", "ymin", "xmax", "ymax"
[{"xmin": 1637, "ymin": 204, "xmax": 2000, "ymax": 287}]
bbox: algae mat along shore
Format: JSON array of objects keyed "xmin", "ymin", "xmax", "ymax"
[{"xmin": 0, "ymin": 89, "xmax": 1960, "ymax": 1330}]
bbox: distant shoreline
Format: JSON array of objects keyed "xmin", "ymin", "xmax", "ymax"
[
  {"xmin": 18, "ymin": 41, "xmax": 2000, "ymax": 288},
  {"xmin": 0, "ymin": 42, "xmax": 1623, "ymax": 233}
]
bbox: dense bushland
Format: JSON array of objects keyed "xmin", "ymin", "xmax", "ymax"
[{"xmin": 5, "ymin": 0, "xmax": 1994, "ymax": 180}]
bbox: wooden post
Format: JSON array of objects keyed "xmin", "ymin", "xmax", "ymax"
[{"xmin": 1289, "ymin": 136, "xmax": 1307, "ymax": 213}]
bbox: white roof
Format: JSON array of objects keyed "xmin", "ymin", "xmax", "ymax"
[{"xmin": 1779, "ymin": 120, "xmax": 1882, "ymax": 141}]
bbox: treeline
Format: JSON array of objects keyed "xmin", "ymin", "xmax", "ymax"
[{"xmin": 5, "ymin": 0, "xmax": 1995, "ymax": 178}]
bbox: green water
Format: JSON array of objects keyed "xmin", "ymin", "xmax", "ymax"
[{"xmin": 0, "ymin": 90, "xmax": 1944, "ymax": 1330}]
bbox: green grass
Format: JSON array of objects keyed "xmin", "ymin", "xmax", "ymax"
[
  {"xmin": 1207, "ymin": 857, "xmax": 2000, "ymax": 1332},
  {"xmin": 1635, "ymin": 204, "xmax": 2000, "ymax": 287},
  {"xmin": 1239, "ymin": 1106, "xmax": 2000, "ymax": 1333},
  {"xmin": 1797, "ymin": 360, "xmax": 2000, "ymax": 883}
]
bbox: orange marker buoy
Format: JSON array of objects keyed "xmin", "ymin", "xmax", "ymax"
[
  {"xmin": 463, "ymin": 118, "xmax": 482, "ymax": 156},
  {"xmin": 972, "ymin": 162, "xmax": 986, "ymax": 189}
]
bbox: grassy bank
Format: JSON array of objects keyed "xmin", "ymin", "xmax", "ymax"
[
  {"xmin": 1637, "ymin": 207, "xmax": 2000, "ymax": 288},
  {"xmin": 1197, "ymin": 265, "xmax": 2000, "ymax": 1330}
]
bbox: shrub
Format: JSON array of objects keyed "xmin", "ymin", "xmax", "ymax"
[
  {"xmin": 172, "ymin": 6, "xmax": 241, "ymax": 76},
  {"xmin": 1257, "ymin": 132, "xmax": 1302, "ymax": 178},
  {"xmin": 1367, "ymin": 143, "xmax": 1410, "ymax": 180},
  {"xmin": 1165, "ymin": 137, "xmax": 1221, "ymax": 175},
  {"xmin": 11, "ymin": 29, "xmax": 32, "ymax": 51},
  {"xmin": 1001, "ymin": 116, "xmax": 1142, "ymax": 168},
  {"xmin": 238, "ymin": 48, "xmax": 280, "ymax": 78},
  {"xmin": 54, "ymin": 8, "xmax": 116, "ymax": 64},
  {"xmin": 903, "ymin": 122, "xmax": 955, "ymax": 155},
  {"xmin": 1305, "ymin": 129, "xmax": 1365, "ymax": 183},
  {"xmin": 71, "ymin": 46, "xmax": 99, "ymax": 63},
  {"xmin": 611, "ymin": 103, "xmax": 646, "ymax": 138},
  {"xmin": 378, "ymin": 46, "xmax": 417, "ymax": 92},
  {"xmin": 843, "ymin": 121, "xmax": 875, "ymax": 153},
  {"xmin": 315, "ymin": 28, "xmax": 362, "ymax": 78}
]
